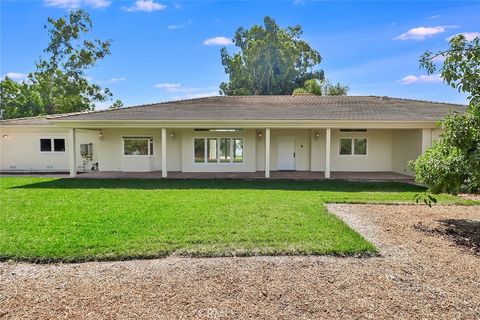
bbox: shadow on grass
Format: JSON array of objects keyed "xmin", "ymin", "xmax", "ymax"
[{"xmin": 9, "ymin": 178, "xmax": 427, "ymax": 192}]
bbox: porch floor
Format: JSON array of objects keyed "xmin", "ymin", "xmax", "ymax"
[{"xmin": 75, "ymin": 171, "xmax": 414, "ymax": 182}]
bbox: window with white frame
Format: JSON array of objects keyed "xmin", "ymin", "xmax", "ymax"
[
  {"xmin": 40, "ymin": 138, "xmax": 65, "ymax": 152},
  {"xmin": 194, "ymin": 138, "xmax": 243, "ymax": 164},
  {"xmin": 123, "ymin": 137, "xmax": 153, "ymax": 156},
  {"xmin": 339, "ymin": 138, "xmax": 367, "ymax": 155}
]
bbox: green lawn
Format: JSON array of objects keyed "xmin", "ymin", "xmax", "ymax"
[{"xmin": 0, "ymin": 177, "xmax": 476, "ymax": 262}]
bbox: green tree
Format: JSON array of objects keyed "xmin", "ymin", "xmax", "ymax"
[
  {"xmin": 411, "ymin": 35, "xmax": 480, "ymax": 194},
  {"xmin": 0, "ymin": 9, "xmax": 119, "ymax": 119},
  {"xmin": 0, "ymin": 77, "xmax": 44, "ymax": 119},
  {"xmin": 293, "ymin": 79, "xmax": 349, "ymax": 96},
  {"xmin": 323, "ymin": 80, "xmax": 349, "ymax": 96},
  {"xmin": 109, "ymin": 99, "xmax": 124, "ymax": 109},
  {"xmin": 220, "ymin": 16, "xmax": 329, "ymax": 95}
]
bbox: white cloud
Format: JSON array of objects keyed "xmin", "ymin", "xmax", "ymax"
[
  {"xmin": 2, "ymin": 72, "xmax": 28, "ymax": 81},
  {"xmin": 155, "ymin": 83, "xmax": 182, "ymax": 90},
  {"xmin": 399, "ymin": 74, "xmax": 443, "ymax": 84},
  {"xmin": 447, "ymin": 32, "xmax": 480, "ymax": 41},
  {"xmin": 44, "ymin": 0, "xmax": 110, "ymax": 9},
  {"xmin": 167, "ymin": 20, "xmax": 192, "ymax": 30},
  {"xmin": 427, "ymin": 14, "xmax": 441, "ymax": 20},
  {"xmin": 394, "ymin": 26, "xmax": 452, "ymax": 40},
  {"xmin": 103, "ymin": 77, "xmax": 126, "ymax": 84},
  {"xmin": 123, "ymin": 0, "xmax": 167, "ymax": 12},
  {"xmin": 293, "ymin": 0, "xmax": 306, "ymax": 5},
  {"xmin": 203, "ymin": 36, "xmax": 233, "ymax": 46}
]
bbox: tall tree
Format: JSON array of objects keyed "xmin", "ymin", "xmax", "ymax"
[
  {"xmin": 292, "ymin": 79, "xmax": 349, "ymax": 96},
  {"xmin": 220, "ymin": 16, "xmax": 342, "ymax": 96},
  {"xmin": 412, "ymin": 35, "xmax": 480, "ymax": 194},
  {"xmin": 0, "ymin": 78, "xmax": 44, "ymax": 119},
  {"xmin": 0, "ymin": 9, "xmax": 118, "ymax": 119}
]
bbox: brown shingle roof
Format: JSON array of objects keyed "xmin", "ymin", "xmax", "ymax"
[
  {"xmin": 0, "ymin": 116, "xmax": 52, "ymax": 126},
  {"xmin": 3, "ymin": 96, "xmax": 467, "ymax": 124}
]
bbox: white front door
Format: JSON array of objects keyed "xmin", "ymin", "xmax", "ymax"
[{"xmin": 277, "ymin": 136, "xmax": 296, "ymax": 170}]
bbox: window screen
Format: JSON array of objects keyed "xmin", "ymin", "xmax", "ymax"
[
  {"xmin": 354, "ymin": 139, "xmax": 367, "ymax": 155},
  {"xmin": 54, "ymin": 139, "xmax": 65, "ymax": 152},
  {"xmin": 40, "ymin": 139, "xmax": 52, "ymax": 152},
  {"xmin": 339, "ymin": 139, "xmax": 352, "ymax": 155}
]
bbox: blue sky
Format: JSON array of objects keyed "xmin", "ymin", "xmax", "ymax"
[{"xmin": 1, "ymin": 0, "xmax": 479, "ymax": 109}]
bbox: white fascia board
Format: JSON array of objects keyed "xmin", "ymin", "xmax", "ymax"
[{"xmin": 49, "ymin": 119, "xmax": 440, "ymax": 129}]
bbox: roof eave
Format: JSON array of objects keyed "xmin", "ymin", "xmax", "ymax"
[{"xmin": 48, "ymin": 119, "xmax": 441, "ymax": 129}]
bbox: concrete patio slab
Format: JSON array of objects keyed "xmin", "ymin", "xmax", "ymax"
[{"xmin": 68, "ymin": 170, "xmax": 415, "ymax": 182}]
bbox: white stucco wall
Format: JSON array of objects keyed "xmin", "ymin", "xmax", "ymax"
[
  {"xmin": 310, "ymin": 129, "xmax": 326, "ymax": 172},
  {"xmin": 330, "ymin": 129, "xmax": 392, "ymax": 172},
  {"xmin": 1, "ymin": 125, "xmax": 438, "ymax": 175},
  {"xmin": 391, "ymin": 127, "xmax": 442, "ymax": 176},
  {"xmin": 255, "ymin": 129, "xmax": 265, "ymax": 171},
  {"xmin": 391, "ymin": 129, "xmax": 422, "ymax": 176},
  {"xmin": 97, "ymin": 128, "xmax": 163, "ymax": 172},
  {"xmin": 0, "ymin": 127, "xmax": 99, "ymax": 172},
  {"xmin": 167, "ymin": 129, "xmax": 182, "ymax": 171}
]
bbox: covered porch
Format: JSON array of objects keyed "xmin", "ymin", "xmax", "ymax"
[
  {"xmin": 66, "ymin": 126, "xmax": 436, "ymax": 180},
  {"xmin": 75, "ymin": 170, "xmax": 414, "ymax": 182}
]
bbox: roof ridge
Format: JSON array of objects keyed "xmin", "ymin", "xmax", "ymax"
[{"xmin": 365, "ymin": 95, "xmax": 466, "ymax": 106}]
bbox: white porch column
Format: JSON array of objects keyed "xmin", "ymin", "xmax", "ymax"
[
  {"xmin": 325, "ymin": 128, "xmax": 331, "ymax": 179},
  {"xmin": 69, "ymin": 128, "xmax": 77, "ymax": 177},
  {"xmin": 421, "ymin": 128, "xmax": 432, "ymax": 153},
  {"xmin": 265, "ymin": 128, "xmax": 271, "ymax": 178},
  {"xmin": 161, "ymin": 128, "xmax": 167, "ymax": 178}
]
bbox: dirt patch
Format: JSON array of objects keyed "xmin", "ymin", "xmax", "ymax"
[
  {"xmin": 414, "ymin": 218, "xmax": 480, "ymax": 255},
  {"xmin": 1, "ymin": 205, "xmax": 479, "ymax": 319},
  {"xmin": 460, "ymin": 193, "xmax": 480, "ymax": 201}
]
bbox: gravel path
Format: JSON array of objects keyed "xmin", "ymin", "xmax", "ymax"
[{"xmin": 1, "ymin": 205, "xmax": 479, "ymax": 319}]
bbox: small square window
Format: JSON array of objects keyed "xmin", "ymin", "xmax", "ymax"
[
  {"xmin": 354, "ymin": 139, "xmax": 367, "ymax": 155},
  {"xmin": 40, "ymin": 139, "xmax": 52, "ymax": 152},
  {"xmin": 54, "ymin": 139, "xmax": 65, "ymax": 152},
  {"xmin": 339, "ymin": 139, "xmax": 352, "ymax": 155}
]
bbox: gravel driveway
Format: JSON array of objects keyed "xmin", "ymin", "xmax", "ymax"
[{"xmin": 1, "ymin": 205, "xmax": 479, "ymax": 319}]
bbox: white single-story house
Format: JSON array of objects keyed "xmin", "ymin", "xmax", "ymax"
[{"xmin": 0, "ymin": 95, "xmax": 466, "ymax": 179}]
